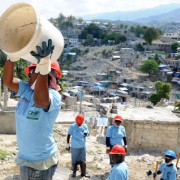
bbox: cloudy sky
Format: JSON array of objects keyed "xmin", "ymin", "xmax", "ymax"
[{"xmin": 1, "ymin": 0, "xmax": 180, "ymax": 19}]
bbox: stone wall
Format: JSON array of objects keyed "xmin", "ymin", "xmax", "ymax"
[
  {"xmin": 0, "ymin": 111, "xmax": 16, "ymax": 134},
  {"xmin": 123, "ymin": 120, "xmax": 180, "ymax": 152}
]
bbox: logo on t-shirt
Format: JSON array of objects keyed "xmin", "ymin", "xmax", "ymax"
[{"xmin": 26, "ymin": 110, "xmax": 40, "ymax": 120}]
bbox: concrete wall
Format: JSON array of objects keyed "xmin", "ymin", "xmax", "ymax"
[
  {"xmin": 0, "ymin": 111, "xmax": 16, "ymax": 134},
  {"xmin": 64, "ymin": 96, "xmax": 77, "ymax": 107},
  {"xmin": 123, "ymin": 120, "xmax": 180, "ymax": 152}
]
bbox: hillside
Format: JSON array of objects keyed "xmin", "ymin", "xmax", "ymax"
[
  {"xmin": 70, "ymin": 46, "xmax": 150, "ymax": 85},
  {"xmin": 80, "ymin": 3, "xmax": 180, "ymax": 23},
  {"xmin": 135, "ymin": 8, "xmax": 180, "ymax": 24}
]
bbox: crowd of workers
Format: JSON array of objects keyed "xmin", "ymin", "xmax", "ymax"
[{"xmin": 2, "ymin": 38, "xmax": 178, "ymax": 180}]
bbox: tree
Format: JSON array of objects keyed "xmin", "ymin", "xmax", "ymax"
[
  {"xmin": 135, "ymin": 43, "xmax": 144, "ymax": 52},
  {"xmin": 139, "ymin": 60, "xmax": 158, "ymax": 75},
  {"xmin": 83, "ymin": 34, "xmax": 94, "ymax": 46},
  {"xmin": 57, "ymin": 13, "xmax": 66, "ymax": 29},
  {"xmin": 171, "ymin": 42, "xmax": 179, "ymax": 53},
  {"xmin": 154, "ymin": 54, "xmax": 162, "ymax": 65},
  {"xmin": 102, "ymin": 32, "xmax": 127, "ymax": 45},
  {"xmin": 15, "ymin": 59, "xmax": 29, "ymax": 81},
  {"xmin": 77, "ymin": 18, "xmax": 84, "ymax": 23},
  {"xmin": 143, "ymin": 27, "xmax": 160, "ymax": 45},
  {"xmin": 79, "ymin": 23, "xmax": 106, "ymax": 40},
  {"xmin": 0, "ymin": 50, "xmax": 7, "ymax": 67},
  {"xmin": 129, "ymin": 25, "xmax": 147, "ymax": 37},
  {"xmin": 149, "ymin": 81, "xmax": 172, "ymax": 105}
]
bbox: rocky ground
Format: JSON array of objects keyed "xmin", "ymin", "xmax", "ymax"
[{"xmin": 0, "ymin": 124, "xmax": 180, "ymax": 180}]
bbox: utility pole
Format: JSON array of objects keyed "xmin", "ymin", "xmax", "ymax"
[
  {"xmin": 79, "ymin": 86, "xmax": 85, "ymax": 114},
  {"xmin": 79, "ymin": 91, "xmax": 82, "ymax": 114}
]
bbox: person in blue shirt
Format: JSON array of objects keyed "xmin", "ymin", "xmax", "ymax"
[
  {"xmin": 153, "ymin": 150, "xmax": 177, "ymax": 180},
  {"xmin": 3, "ymin": 39, "xmax": 62, "ymax": 180},
  {"xmin": 106, "ymin": 114, "xmax": 127, "ymax": 166},
  {"xmin": 66, "ymin": 114, "xmax": 90, "ymax": 178},
  {"xmin": 108, "ymin": 145, "xmax": 129, "ymax": 180}
]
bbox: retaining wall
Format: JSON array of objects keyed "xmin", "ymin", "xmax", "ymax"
[
  {"xmin": 0, "ymin": 111, "xmax": 16, "ymax": 134},
  {"xmin": 123, "ymin": 119, "xmax": 180, "ymax": 152}
]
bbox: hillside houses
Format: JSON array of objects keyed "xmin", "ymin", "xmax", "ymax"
[{"xmin": 56, "ymin": 18, "xmax": 180, "ymax": 105}]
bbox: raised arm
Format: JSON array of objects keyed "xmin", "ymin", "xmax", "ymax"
[
  {"xmin": 3, "ymin": 60, "xmax": 19, "ymax": 93},
  {"xmin": 31, "ymin": 39, "xmax": 54, "ymax": 109}
]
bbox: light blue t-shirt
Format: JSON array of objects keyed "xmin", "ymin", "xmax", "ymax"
[
  {"xmin": 15, "ymin": 81, "xmax": 61, "ymax": 161},
  {"xmin": 108, "ymin": 161, "xmax": 128, "ymax": 180},
  {"xmin": 106, "ymin": 125, "xmax": 126, "ymax": 146},
  {"xmin": 68, "ymin": 123, "xmax": 89, "ymax": 149},
  {"xmin": 158, "ymin": 162, "xmax": 177, "ymax": 180}
]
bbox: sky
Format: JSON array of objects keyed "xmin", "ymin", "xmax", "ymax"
[{"xmin": 0, "ymin": 0, "xmax": 180, "ymax": 19}]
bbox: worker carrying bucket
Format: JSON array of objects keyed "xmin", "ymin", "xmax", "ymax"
[
  {"xmin": 0, "ymin": 2, "xmax": 64, "ymax": 63},
  {"xmin": 2, "ymin": 2, "xmax": 64, "ymax": 180},
  {"xmin": 3, "ymin": 38, "xmax": 63, "ymax": 179},
  {"xmin": 146, "ymin": 150, "xmax": 178, "ymax": 180}
]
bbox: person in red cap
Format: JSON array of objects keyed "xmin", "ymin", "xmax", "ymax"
[
  {"xmin": 107, "ymin": 145, "xmax": 128, "ymax": 180},
  {"xmin": 106, "ymin": 114, "xmax": 127, "ymax": 166},
  {"xmin": 3, "ymin": 39, "xmax": 62, "ymax": 180},
  {"xmin": 66, "ymin": 114, "xmax": 90, "ymax": 178}
]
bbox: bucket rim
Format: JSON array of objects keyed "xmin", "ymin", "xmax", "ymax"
[{"xmin": 0, "ymin": 2, "xmax": 41, "ymax": 56}]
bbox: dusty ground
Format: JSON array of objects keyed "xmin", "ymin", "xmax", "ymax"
[{"xmin": 0, "ymin": 124, "xmax": 179, "ymax": 180}]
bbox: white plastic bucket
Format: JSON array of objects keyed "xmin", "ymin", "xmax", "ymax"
[{"xmin": 0, "ymin": 2, "xmax": 64, "ymax": 63}]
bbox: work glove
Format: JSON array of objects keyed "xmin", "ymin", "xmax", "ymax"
[
  {"xmin": 66, "ymin": 143, "xmax": 71, "ymax": 151},
  {"xmin": 153, "ymin": 172, "xmax": 157, "ymax": 178},
  {"xmin": 83, "ymin": 130, "xmax": 88, "ymax": 137},
  {"xmin": 30, "ymin": 39, "xmax": 54, "ymax": 75},
  {"xmin": 146, "ymin": 170, "xmax": 153, "ymax": 176}
]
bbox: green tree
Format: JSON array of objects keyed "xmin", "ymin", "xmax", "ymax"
[
  {"xmin": 135, "ymin": 43, "xmax": 144, "ymax": 52},
  {"xmin": 15, "ymin": 59, "xmax": 29, "ymax": 81},
  {"xmin": 143, "ymin": 27, "xmax": 160, "ymax": 45},
  {"xmin": 139, "ymin": 60, "xmax": 158, "ymax": 75},
  {"xmin": 79, "ymin": 23, "xmax": 107, "ymax": 39},
  {"xmin": 61, "ymin": 21, "xmax": 73, "ymax": 28},
  {"xmin": 57, "ymin": 13, "xmax": 66, "ymax": 29},
  {"xmin": 77, "ymin": 18, "xmax": 84, "ymax": 23},
  {"xmin": 83, "ymin": 34, "xmax": 94, "ymax": 46},
  {"xmin": 154, "ymin": 54, "xmax": 162, "ymax": 64},
  {"xmin": 149, "ymin": 81, "xmax": 172, "ymax": 105},
  {"xmin": 67, "ymin": 15, "xmax": 76, "ymax": 23},
  {"xmin": 129, "ymin": 25, "xmax": 147, "ymax": 37},
  {"xmin": 171, "ymin": 42, "xmax": 179, "ymax": 53},
  {"xmin": 0, "ymin": 50, "xmax": 7, "ymax": 67},
  {"xmin": 102, "ymin": 32, "xmax": 127, "ymax": 44}
]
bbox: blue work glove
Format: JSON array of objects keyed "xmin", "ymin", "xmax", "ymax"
[{"xmin": 30, "ymin": 39, "xmax": 54, "ymax": 62}]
